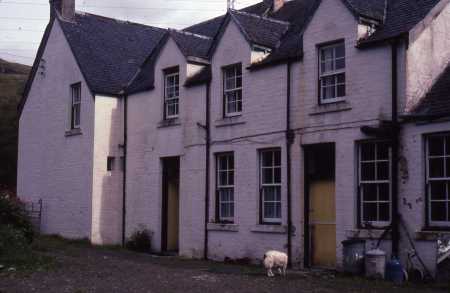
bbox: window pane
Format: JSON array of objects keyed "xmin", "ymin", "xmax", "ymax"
[
  {"xmin": 429, "ymin": 158, "xmax": 445, "ymax": 178},
  {"xmin": 431, "ymin": 202, "xmax": 446, "ymax": 222},
  {"xmin": 263, "ymin": 168, "xmax": 273, "ymax": 184},
  {"xmin": 228, "ymin": 170, "xmax": 234, "ymax": 185},
  {"xmin": 274, "ymin": 150, "xmax": 281, "ymax": 166},
  {"xmin": 236, "ymin": 76, "xmax": 242, "ymax": 88},
  {"xmin": 323, "ymin": 85, "xmax": 336, "ymax": 100},
  {"xmin": 446, "ymin": 136, "xmax": 450, "ymax": 155},
  {"xmin": 264, "ymin": 202, "xmax": 275, "ymax": 219},
  {"xmin": 378, "ymin": 183, "xmax": 390, "ymax": 201},
  {"xmin": 446, "ymin": 158, "xmax": 450, "ymax": 177},
  {"xmin": 262, "ymin": 152, "xmax": 273, "ymax": 167},
  {"xmin": 361, "ymin": 143, "xmax": 375, "ymax": 161},
  {"xmin": 335, "ymin": 58, "xmax": 345, "ymax": 70},
  {"xmin": 274, "ymin": 167, "xmax": 281, "ymax": 184},
  {"xmin": 362, "ymin": 184, "xmax": 377, "ymax": 201},
  {"xmin": 275, "ymin": 202, "xmax": 282, "ymax": 218},
  {"xmin": 264, "ymin": 186, "xmax": 276, "ymax": 201},
  {"xmin": 363, "ymin": 203, "xmax": 377, "ymax": 222},
  {"xmin": 219, "ymin": 171, "xmax": 227, "ymax": 186},
  {"xmin": 361, "ymin": 162, "xmax": 375, "ymax": 181},
  {"xmin": 226, "ymin": 77, "xmax": 236, "ymax": 89},
  {"xmin": 337, "ymin": 84, "xmax": 346, "ymax": 97},
  {"xmin": 377, "ymin": 161, "xmax": 389, "ymax": 180},
  {"xmin": 429, "ymin": 136, "xmax": 445, "ymax": 156},
  {"xmin": 335, "ymin": 44, "xmax": 345, "ymax": 58},
  {"xmin": 219, "ymin": 156, "xmax": 227, "ymax": 170},
  {"xmin": 430, "ymin": 181, "xmax": 446, "ymax": 200},
  {"xmin": 379, "ymin": 203, "xmax": 390, "ymax": 222},
  {"xmin": 377, "ymin": 142, "xmax": 390, "ymax": 160},
  {"xmin": 236, "ymin": 65, "xmax": 242, "ymax": 76}
]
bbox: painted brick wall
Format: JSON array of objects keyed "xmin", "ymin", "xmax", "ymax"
[
  {"xmin": 91, "ymin": 95, "xmax": 124, "ymax": 245},
  {"xmin": 126, "ymin": 38, "xmax": 207, "ymax": 258},
  {"xmin": 206, "ymin": 19, "xmax": 303, "ymax": 264},
  {"xmin": 17, "ymin": 20, "xmax": 94, "ymax": 240}
]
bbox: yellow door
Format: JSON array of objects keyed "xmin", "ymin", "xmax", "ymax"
[
  {"xmin": 167, "ymin": 179, "xmax": 179, "ymax": 251},
  {"xmin": 310, "ymin": 180, "xmax": 336, "ymax": 268}
]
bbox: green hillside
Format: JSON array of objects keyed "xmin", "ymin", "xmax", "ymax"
[{"xmin": 0, "ymin": 58, "xmax": 31, "ymax": 189}]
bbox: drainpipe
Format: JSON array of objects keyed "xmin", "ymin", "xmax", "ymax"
[
  {"xmin": 286, "ymin": 61, "xmax": 293, "ymax": 266},
  {"xmin": 390, "ymin": 40, "xmax": 400, "ymax": 259},
  {"xmin": 122, "ymin": 94, "xmax": 128, "ymax": 247},
  {"xmin": 204, "ymin": 81, "xmax": 211, "ymax": 260}
]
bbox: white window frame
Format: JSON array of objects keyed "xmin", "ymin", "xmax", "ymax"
[
  {"xmin": 319, "ymin": 42, "xmax": 346, "ymax": 104},
  {"xmin": 164, "ymin": 71, "xmax": 179, "ymax": 119},
  {"xmin": 260, "ymin": 149, "xmax": 282, "ymax": 224},
  {"xmin": 426, "ymin": 133, "xmax": 450, "ymax": 227},
  {"xmin": 223, "ymin": 64, "xmax": 242, "ymax": 117},
  {"xmin": 358, "ymin": 141, "xmax": 391, "ymax": 227},
  {"xmin": 216, "ymin": 153, "xmax": 234, "ymax": 223},
  {"xmin": 70, "ymin": 83, "xmax": 81, "ymax": 129}
]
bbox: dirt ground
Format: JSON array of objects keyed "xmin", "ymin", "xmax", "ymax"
[{"xmin": 0, "ymin": 238, "xmax": 448, "ymax": 293}]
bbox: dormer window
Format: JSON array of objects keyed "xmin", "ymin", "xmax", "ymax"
[
  {"xmin": 164, "ymin": 67, "xmax": 179, "ymax": 119},
  {"xmin": 319, "ymin": 41, "xmax": 346, "ymax": 104},
  {"xmin": 223, "ymin": 63, "xmax": 242, "ymax": 117}
]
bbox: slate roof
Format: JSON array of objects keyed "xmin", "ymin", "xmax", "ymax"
[
  {"xmin": 169, "ymin": 30, "xmax": 212, "ymax": 59},
  {"xmin": 359, "ymin": 0, "xmax": 441, "ymax": 46},
  {"xmin": 410, "ymin": 64, "xmax": 450, "ymax": 119},
  {"xmin": 58, "ymin": 13, "xmax": 166, "ymax": 95},
  {"xmin": 229, "ymin": 10, "xmax": 290, "ymax": 49},
  {"xmin": 21, "ymin": 0, "xmax": 446, "ymax": 105}
]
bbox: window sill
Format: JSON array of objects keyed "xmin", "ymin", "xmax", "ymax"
[
  {"xmin": 250, "ymin": 224, "xmax": 286, "ymax": 234},
  {"xmin": 215, "ymin": 116, "xmax": 246, "ymax": 128},
  {"xmin": 207, "ymin": 223, "xmax": 239, "ymax": 232},
  {"xmin": 158, "ymin": 118, "xmax": 181, "ymax": 128},
  {"xmin": 309, "ymin": 100, "xmax": 352, "ymax": 116},
  {"xmin": 415, "ymin": 230, "xmax": 450, "ymax": 241},
  {"xmin": 65, "ymin": 128, "xmax": 82, "ymax": 137},
  {"xmin": 345, "ymin": 229, "xmax": 391, "ymax": 240}
]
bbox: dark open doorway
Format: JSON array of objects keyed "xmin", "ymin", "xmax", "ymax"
[
  {"xmin": 161, "ymin": 157, "xmax": 180, "ymax": 254},
  {"xmin": 303, "ymin": 143, "xmax": 336, "ymax": 268}
]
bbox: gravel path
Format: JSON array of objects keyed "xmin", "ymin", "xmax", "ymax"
[{"xmin": 0, "ymin": 241, "xmax": 447, "ymax": 293}]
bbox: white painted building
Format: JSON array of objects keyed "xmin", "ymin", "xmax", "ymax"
[{"xmin": 18, "ymin": 0, "xmax": 450, "ymax": 277}]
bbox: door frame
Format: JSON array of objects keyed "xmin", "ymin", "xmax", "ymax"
[
  {"xmin": 302, "ymin": 143, "xmax": 336, "ymax": 268},
  {"xmin": 160, "ymin": 156, "xmax": 180, "ymax": 253}
]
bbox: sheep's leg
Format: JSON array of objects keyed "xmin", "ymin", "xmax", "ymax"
[
  {"xmin": 278, "ymin": 267, "xmax": 282, "ymax": 275},
  {"xmin": 268, "ymin": 268, "xmax": 274, "ymax": 277},
  {"xmin": 282, "ymin": 264, "xmax": 287, "ymax": 277}
]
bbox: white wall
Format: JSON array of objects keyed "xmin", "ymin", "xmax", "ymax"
[
  {"xmin": 17, "ymin": 20, "xmax": 95, "ymax": 239},
  {"xmin": 126, "ymin": 38, "xmax": 207, "ymax": 258},
  {"xmin": 206, "ymin": 19, "xmax": 296, "ymax": 263},
  {"xmin": 293, "ymin": 0, "xmax": 395, "ymax": 267},
  {"xmin": 406, "ymin": 1, "xmax": 450, "ymax": 111},
  {"xmin": 91, "ymin": 95, "xmax": 124, "ymax": 245}
]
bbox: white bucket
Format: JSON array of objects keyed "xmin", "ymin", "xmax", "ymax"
[{"xmin": 365, "ymin": 249, "xmax": 386, "ymax": 279}]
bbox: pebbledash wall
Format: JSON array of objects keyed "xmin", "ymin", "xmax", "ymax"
[{"xmin": 17, "ymin": 20, "xmax": 95, "ymax": 239}]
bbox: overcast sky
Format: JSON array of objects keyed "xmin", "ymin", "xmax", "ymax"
[{"xmin": 0, "ymin": 0, "xmax": 260, "ymax": 65}]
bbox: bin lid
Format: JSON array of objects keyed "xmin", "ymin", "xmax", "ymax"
[{"xmin": 366, "ymin": 249, "xmax": 386, "ymax": 256}]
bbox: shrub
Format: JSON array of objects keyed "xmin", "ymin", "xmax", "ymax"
[
  {"xmin": 0, "ymin": 193, "xmax": 34, "ymax": 243},
  {"xmin": 126, "ymin": 227, "xmax": 152, "ymax": 253}
]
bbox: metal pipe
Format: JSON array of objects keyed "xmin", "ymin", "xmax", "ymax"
[
  {"xmin": 121, "ymin": 94, "xmax": 128, "ymax": 247},
  {"xmin": 286, "ymin": 62, "xmax": 293, "ymax": 266},
  {"xmin": 391, "ymin": 40, "xmax": 400, "ymax": 258},
  {"xmin": 203, "ymin": 80, "xmax": 211, "ymax": 259}
]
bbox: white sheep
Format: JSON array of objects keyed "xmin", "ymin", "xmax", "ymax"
[{"xmin": 263, "ymin": 250, "xmax": 288, "ymax": 277}]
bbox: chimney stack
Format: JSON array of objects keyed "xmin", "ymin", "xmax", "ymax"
[
  {"xmin": 50, "ymin": 0, "xmax": 75, "ymax": 21},
  {"xmin": 264, "ymin": 0, "xmax": 285, "ymax": 13}
]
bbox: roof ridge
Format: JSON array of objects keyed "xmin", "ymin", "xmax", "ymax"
[
  {"xmin": 71, "ymin": 11, "xmax": 166, "ymax": 31},
  {"xmin": 169, "ymin": 29, "xmax": 212, "ymax": 40},
  {"xmin": 230, "ymin": 9, "xmax": 290, "ymax": 26}
]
